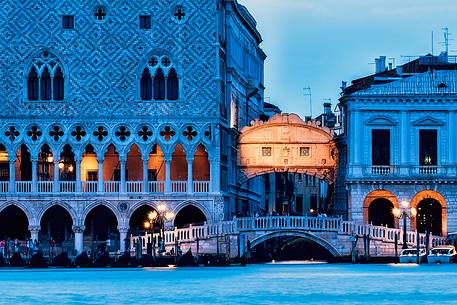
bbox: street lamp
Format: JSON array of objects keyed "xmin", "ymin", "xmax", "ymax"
[
  {"xmin": 143, "ymin": 205, "xmax": 175, "ymax": 254},
  {"xmin": 393, "ymin": 200, "xmax": 417, "ymax": 249}
]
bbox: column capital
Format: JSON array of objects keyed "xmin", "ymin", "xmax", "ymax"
[
  {"xmin": 117, "ymin": 226, "xmax": 130, "ymax": 234},
  {"xmin": 164, "ymin": 156, "xmax": 172, "ymax": 162},
  {"xmin": 28, "ymin": 225, "xmax": 41, "ymax": 233},
  {"xmin": 72, "ymin": 225, "xmax": 86, "ymax": 233}
]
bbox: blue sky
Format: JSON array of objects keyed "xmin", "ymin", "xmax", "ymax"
[{"xmin": 239, "ymin": 0, "xmax": 457, "ymax": 117}]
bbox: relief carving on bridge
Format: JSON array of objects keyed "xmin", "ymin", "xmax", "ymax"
[{"xmin": 238, "ymin": 114, "xmax": 338, "ymax": 183}]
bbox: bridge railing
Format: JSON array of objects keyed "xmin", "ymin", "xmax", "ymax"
[
  {"xmin": 130, "ymin": 221, "xmax": 238, "ymax": 252},
  {"xmin": 236, "ymin": 216, "xmax": 342, "ymax": 232},
  {"xmin": 341, "ymin": 221, "xmax": 446, "ymax": 247}
]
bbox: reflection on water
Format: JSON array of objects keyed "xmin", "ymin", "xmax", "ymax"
[{"xmin": 0, "ymin": 264, "xmax": 456, "ymax": 304}]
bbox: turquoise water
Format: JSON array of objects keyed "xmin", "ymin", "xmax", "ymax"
[{"xmin": 0, "ymin": 263, "xmax": 456, "ymax": 304}]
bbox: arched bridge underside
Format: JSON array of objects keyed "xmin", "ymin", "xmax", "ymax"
[
  {"xmin": 248, "ymin": 230, "xmax": 343, "ymax": 258},
  {"xmin": 238, "ymin": 114, "xmax": 338, "ymax": 184}
]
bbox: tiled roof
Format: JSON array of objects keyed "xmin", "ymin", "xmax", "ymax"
[{"xmin": 351, "ymin": 70, "xmax": 457, "ymax": 96}]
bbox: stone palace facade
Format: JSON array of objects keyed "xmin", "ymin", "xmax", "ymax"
[
  {"xmin": 340, "ymin": 54, "xmax": 457, "ymax": 237},
  {"xmin": 0, "ymin": 0, "xmax": 265, "ymax": 254}
]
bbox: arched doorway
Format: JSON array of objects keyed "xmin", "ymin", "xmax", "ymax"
[
  {"xmin": 411, "ymin": 190, "xmax": 447, "ymax": 236},
  {"xmin": 40, "ymin": 205, "xmax": 74, "ymax": 255},
  {"xmin": 0, "ymin": 206, "xmax": 29, "ymax": 240},
  {"xmin": 368, "ymin": 198, "xmax": 395, "ymax": 228},
  {"xmin": 84, "ymin": 206, "xmax": 119, "ymax": 253},
  {"xmin": 363, "ymin": 190, "xmax": 398, "ymax": 227},
  {"xmin": 129, "ymin": 205, "xmax": 161, "ymax": 234},
  {"xmin": 416, "ymin": 198, "xmax": 442, "ymax": 235},
  {"xmin": 174, "ymin": 205, "xmax": 207, "ymax": 228}
]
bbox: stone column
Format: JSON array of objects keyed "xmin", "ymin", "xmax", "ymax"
[
  {"xmin": 448, "ymin": 111, "xmax": 456, "ymax": 176},
  {"xmin": 53, "ymin": 159, "xmax": 60, "ymax": 193},
  {"xmin": 351, "ymin": 109, "xmax": 363, "ymax": 177},
  {"xmin": 210, "ymin": 156, "xmax": 221, "ymax": 193},
  {"xmin": 8, "ymin": 156, "xmax": 16, "ymax": 193},
  {"xmin": 97, "ymin": 156, "xmax": 104, "ymax": 193},
  {"xmin": 75, "ymin": 156, "xmax": 82, "ymax": 193},
  {"xmin": 399, "ymin": 110, "xmax": 409, "ymax": 176},
  {"xmin": 29, "ymin": 225, "xmax": 40, "ymax": 242},
  {"xmin": 164, "ymin": 156, "xmax": 172, "ymax": 194},
  {"xmin": 187, "ymin": 156, "xmax": 193, "ymax": 194},
  {"xmin": 31, "ymin": 157, "xmax": 38, "ymax": 193},
  {"xmin": 120, "ymin": 156, "xmax": 126, "ymax": 193},
  {"xmin": 142, "ymin": 157, "xmax": 149, "ymax": 193},
  {"xmin": 118, "ymin": 226, "xmax": 129, "ymax": 254},
  {"xmin": 73, "ymin": 225, "xmax": 85, "ymax": 255}
]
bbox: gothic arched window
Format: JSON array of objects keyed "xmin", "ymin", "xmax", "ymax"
[
  {"xmin": 40, "ymin": 67, "xmax": 51, "ymax": 101},
  {"xmin": 27, "ymin": 67, "xmax": 39, "ymax": 101},
  {"xmin": 53, "ymin": 67, "xmax": 64, "ymax": 101},
  {"xmin": 141, "ymin": 53, "xmax": 179, "ymax": 101},
  {"xmin": 167, "ymin": 68, "xmax": 179, "ymax": 100},
  {"xmin": 26, "ymin": 51, "xmax": 66, "ymax": 101},
  {"xmin": 140, "ymin": 68, "xmax": 152, "ymax": 101},
  {"xmin": 154, "ymin": 68, "xmax": 165, "ymax": 100}
]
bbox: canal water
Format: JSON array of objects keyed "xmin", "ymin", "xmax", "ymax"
[{"xmin": 0, "ymin": 263, "xmax": 456, "ymax": 304}]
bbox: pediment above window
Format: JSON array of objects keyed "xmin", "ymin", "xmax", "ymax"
[
  {"xmin": 413, "ymin": 117, "xmax": 444, "ymax": 126},
  {"xmin": 365, "ymin": 116, "xmax": 396, "ymax": 126}
]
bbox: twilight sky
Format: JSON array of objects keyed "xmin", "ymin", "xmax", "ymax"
[{"xmin": 239, "ymin": 0, "xmax": 457, "ymax": 117}]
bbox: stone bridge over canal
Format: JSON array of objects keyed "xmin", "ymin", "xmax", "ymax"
[{"xmin": 131, "ymin": 216, "xmax": 445, "ymax": 259}]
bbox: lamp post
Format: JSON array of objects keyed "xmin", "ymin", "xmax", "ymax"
[
  {"xmin": 393, "ymin": 200, "xmax": 417, "ymax": 249},
  {"xmin": 143, "ymin": 204, "xmax": 175, "ymax": 255}
]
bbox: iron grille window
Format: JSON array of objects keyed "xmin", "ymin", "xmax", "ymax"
[
  {"xmin": 62, "ymin": 15, "xmax": 74, "ymax": 29},
  {"xmin": 139, "ymin": 15, "xmax": 151, "ymax": 29}
]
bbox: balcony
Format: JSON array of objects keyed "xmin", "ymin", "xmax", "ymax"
[
  {"xmin": 356, "ymin": 165, "xmax": 449, "ymax": 180},
  {"xmin": 370, "ymin": 166, "xmax": 393, "ymax": 176},
  {"xmin": 0, "ymin": 180, "xmax": 211, "ymax": 195}
]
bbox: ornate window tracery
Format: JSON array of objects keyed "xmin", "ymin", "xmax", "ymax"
[
  {"xmin": 26, "ymin": 51, "xmax": 65, "ymax": 101},
  {"xmin": 140, "ymin": 54, "xmax": 179, "ymax": 101}
]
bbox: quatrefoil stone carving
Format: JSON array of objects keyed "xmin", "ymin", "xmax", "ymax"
[
  {"xmin": 49, "ymin": 126, "xmax": 64, "ymax": 141},
  {"xmin": 183, "ymin": 126, "xmax": 197, "ymax": 141},
  {"xmin": 160, "ymin": 126, "xmax": 176, "ymax": 142},
  {"xmin": 71, "ymin": 126, "xmax": 87, "ymax": 142},
  {"xmin": 93, "ymin": 126, "xmax": 108, "ymax": 141},
  {"xmin": 27, "ymin": 125, "xmax": 42, "ymax": 141},
  {"xmin": 138, "ymin": 126, "xmax": 153, "ymax": 142},
  {"xmin": 115, "ymin": 126, "xmax": 131, "ymax": 142},
  {"xmin": 5, "ymin": 126, "xmax": 20, "ymax": 142}
]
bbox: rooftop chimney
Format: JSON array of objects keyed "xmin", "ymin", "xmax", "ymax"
[
  {"xmin": 323, "ymin": 102, "xmax": 332, "ymax": 115},
  {"xmin": 375, "ymin": 56, "xmax": 387, "ymax": 73}
]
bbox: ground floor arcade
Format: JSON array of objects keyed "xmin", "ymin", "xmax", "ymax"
[
  {"xmin": 0, "ymin": 196, "xmax": 223, "ymax": 257},
  {"xmin": 349, "ymin": 183, "xmax": 452, "ymax": 236}
]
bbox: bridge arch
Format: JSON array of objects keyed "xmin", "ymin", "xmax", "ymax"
[
  {"xmin": 249, "ymin": 230, "xmax": 341, "ymax": 258},
  {"xmin": 238, "ymin": 114, "xmax": 338, "ymax": 184}
]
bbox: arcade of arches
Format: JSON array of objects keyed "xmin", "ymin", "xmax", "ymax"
[
  {"xmin": 0, "ymin": 142, "xmax": 210, "ymax": 193},
  {"xmin": 363, "ymin": 190, "xmax": 447, "ymax": 236},
  {"xmin": 0, "ymin": 202, "xmax": 208, "ymax": 254}
]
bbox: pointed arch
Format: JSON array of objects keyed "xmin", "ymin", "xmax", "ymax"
[
  {"xmin": 193, "ymin": 144, "xmax": 210, "ymax": 181},
  {"xmin": 140, "ymin": 68, "xmax": 152, "ymax": 101},
  {"xmin": 154, "ymin": 68, "xmax": 165, "ymax": 100},
  {"xmin": 167, "ymin": 68, "xmax": 179, "ymax": 100},
  {"xmin": 27, "ymin": 67, "xmax": 39, "ymax": 100},
  {"xmin": 40, "ymin": 67, "xmax": 52, "ymax": 101},
  {"xmin": 53, "ymin": 66, "xmax": 64, "ymax": 101}
]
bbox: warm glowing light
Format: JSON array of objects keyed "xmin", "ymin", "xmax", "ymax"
[
  {"xmin": 392, "ymin": 208, "xmax": 401, "ymax": 218},
  {"xmin": 148, "ymin": 211, "xmax": 158, "ymax": 221},
  {"xmin": 411, "ymin": 207, "xmax": 417, "ymax": 217},
  {"xmin": 400, "ymin": 200, "xmax": 409, "ymax": 209},
  {"xmin": 47, "ymin": 156, "xmax": 54, "ymax": 163},
  {"xmin": 158, "ymin": 204, "xmax": 167, "ymax": 212},
  {"xmin": 165, "ymin": 211, "xmax": 175, "ymax": 221},
  {"xmin": 58, "ymin": 162, "xmax": 65, "ymax": 169},
  {"xmin": 310, "ymin": 209, "xmax": 314, "ymax": 213},
  {"xmin": 68, "ymin": 165, "xmax": 74, "ymax": 172},
  {"xmin": 144, "ymin": 221, "xmax": 151, "ymax": 229}
]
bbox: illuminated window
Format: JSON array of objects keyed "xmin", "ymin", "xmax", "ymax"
[{"xmin": 262, "ymin": 147, "xmax": 272, "ymax": 157}]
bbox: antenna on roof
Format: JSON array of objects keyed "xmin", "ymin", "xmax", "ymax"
[
  {"xmin": 441, "ymin": 27, "xmax": 452, "ymax": 55},
  {"xmin": 303, "ymin": 87, "xmax": 312, "ymax": 118}
]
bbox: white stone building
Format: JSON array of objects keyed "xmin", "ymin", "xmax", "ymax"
[
  {"xmin": 0, "ymin": 0, "xmax": 265, "ymax": 254},
  {"xmin": 339, "ymin": 54, "xmax": 457, "ymax": 236}
]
